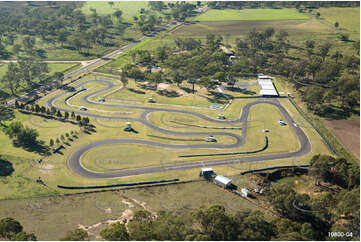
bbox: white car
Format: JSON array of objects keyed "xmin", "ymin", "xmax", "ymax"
[
  {"xmin": 205, "ymin": 136, "xmax": 217, "ymax": 142},
  {"xmin": 80, "ymin": 106, "xmax": 87, "ymax": 111}
]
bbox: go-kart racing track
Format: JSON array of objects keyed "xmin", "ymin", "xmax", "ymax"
[{"xmin": 45, "ymin": 79, "xmax": 311, "ymax": 179}]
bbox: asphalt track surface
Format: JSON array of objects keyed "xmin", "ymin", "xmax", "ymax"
[{"xmin": 45, "ymin": 79, "xmax": 311, "ymax": 179}]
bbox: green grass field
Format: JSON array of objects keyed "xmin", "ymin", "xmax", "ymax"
[
  {"xmin": 81, "ymin": 1, "xmax": 153, "ymax": 22},
  {"xmin": 317, "ymin": 7, "xmax": 360, "ymax": 33},
  {"xmin": 194, "ymin": 8, "xmax": 309, "ymax": 21}
]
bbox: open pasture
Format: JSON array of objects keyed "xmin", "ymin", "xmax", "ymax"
[
  {"xmin": 81, "ymin": 1, "xmax": 154, "ymax": 22},
  {"xmin": 0, "ymin": 179, "xmax": 266, "ymax": 240},
  {"xmin": 194, "ymin": 8, "xmax": 309, "ymax": 21}
]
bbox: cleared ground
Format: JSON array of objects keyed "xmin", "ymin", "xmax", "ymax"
[{"xmin": 324, "ymin": 119, "xmax": 360, "ymax": 160}]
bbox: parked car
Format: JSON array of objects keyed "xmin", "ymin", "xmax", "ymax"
[{"xmin": 279, "ymin": 120, "xmax": 287, "ymax": 126}]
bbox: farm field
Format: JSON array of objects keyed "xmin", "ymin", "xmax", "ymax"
[
  {"xmin": 317, "ymin": 7, "xmax": 360, "ymax": 33},
  {"xmin": 324, "ymin": 119, "xmax": 360, "ymax": 160},
  {"xmin": 194, "ymin": 8, "xmax": 309, "ymax": 21},
  {"xmin": 81, "ymin": 1, "xmax": 156, "ymax": 22}
]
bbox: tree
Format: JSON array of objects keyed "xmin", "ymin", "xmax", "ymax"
[
  {"xmin": 12, "ymin": 44, "xmax": 22, "ymax": 55},
  {"xmin": 193, "ymin": 205, "xmax": 238, "ymax": 240},
  {"xmin": 0, "ymin": 218, "xmax": 23, "ymax": 240},
  {"xmin": 56, "ymin": 110, "xmax": 62, "ymax": 118},
  {"xmin": 16, "ymin": 127, "xmax": 39, "ymax": 147},
  {"xmin": 68, "ymin": 35, "xmax": 83, "ymax": 53},
  {"xmin": 54, "ymin": 72, "xmax": 64, "ymax": 83},
  {"xmin": 35, "ymin": 104, "xmax": 40, "ymax": 113},
  {"xmin": 120, "ymin": 72, "xmax": 128, "ymax": 88},
  {"xmin": 151, "ymin": 211, "xmax": 191, "ymax": 240},
  {"xmin": 64, "ymin": 111, "xmax": 69, "ymax": 120},
  {"xmin": 49, "ymin": 139, "xmax": 54, "ymax": 147},
  {"xmin": 22, "ymin": 36, "xmax": 35, "ymax": 53},
  {"xmin": 100, "ymin": 222, "xmax": 129, "ymax": 241},
  {"xmin": 113, "ymin": 9, "xmax": 123, "ymax": 19},
  {"xmin": 339, "ymin": 33, "xmax": 350, "ymax": 42},
  {"xmin": 334, "ymin": 22, "xmax": 339, "ymax": 28},
  {"xmin": 10, "ymin": 231, "xmax": 37, "ymax": 241},
  {"xmin": 18, "ymin": 57, "xmax": 49, "ymax": 89},
  {"xmin": 71, "ymin": 112, "xmax": 75, "ymax": 119},
  {"xmin": 50, "ymin": 107, "xmax": 56, "ymax": 115},
  {"xmin": 128, "ymin": 210, "xmax": 153, "ymax": 240},
  {"xmin": 56, "ymin": 138, "xmax": 60, "ymax": 146},
  {"xmin": 319, "ymin": 42, "xmax": 332, "ymax": 61},
  {"xmin": 76, "ymin": 115, "xmax": 81, "ymax": 122},
  {"xmin": 60, "ymin": 229, "xmax": 88, "ymax": 241},
  {"xmin": 57, "ymin": 30, "xmax": 69, "ymax": 47},
  {"xmin": 2, "ymin": 121, "xmax": 39, "ymax": 147},
  {"xmin": 1, "ymin": 62, "xmax": 20, "ymax": 95},
  {"xmin": 199, "ymin": 76, "xmax": 216, "ymax": 90},
  {"xmin": 169, "ymin": 70, "xmax": 184, "ymax": 86},
  {"xmin": 309, "ymin": 155, "xmax": 335, "ymax": 185}
]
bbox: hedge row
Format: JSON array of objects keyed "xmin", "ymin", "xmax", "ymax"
[
  {"xmin": 240, "ymin": 164, "xmax": 311, "ymax": 175},
  {"xmin": 57, "ymin": 179, "xmax": 179, "ymax": 190}
]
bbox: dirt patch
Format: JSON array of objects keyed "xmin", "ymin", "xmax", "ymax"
[
  {"xmin": 323, "ymin": 119, "xmax": 360, "ymax": 160},
  {"xmin": 158, "ymin": 83, "xmax": 170, "ymax": 90}
]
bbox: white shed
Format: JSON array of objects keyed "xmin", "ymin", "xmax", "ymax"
[
  {"xmin": 241, "ymin": 188, "xmax": 249, "ymax": 197},
  {"xmin": 214, "ymin": 175, "xmax": 232, "ymax": 188},
  {"xmin": 199, "ymin": 168, "xmax": 215, "ymax": 177}
]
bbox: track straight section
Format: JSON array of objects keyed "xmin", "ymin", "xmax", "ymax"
[{"xmin": 46, "ymin": 79, "xmax": 311, "ymax": 178}]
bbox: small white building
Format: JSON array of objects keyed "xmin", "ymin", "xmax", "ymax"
[
  {"xmin": 241, "ymin": 188, "xmax": 249, "ymax": 197},
  {"xmin": 199, "ymin": 168, "xmax": 215, "ymax": 177},
  {"xmin": 214, "ymin": 175, "xmax": 232, "ymax": 188}
]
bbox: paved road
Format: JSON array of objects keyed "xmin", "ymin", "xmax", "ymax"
[{"xmin": 46, "ymin": 79, "xmax": 311, "ymax": 178}]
